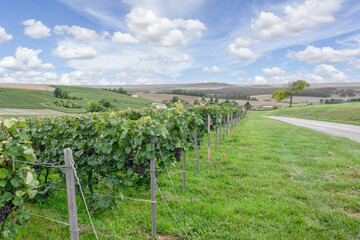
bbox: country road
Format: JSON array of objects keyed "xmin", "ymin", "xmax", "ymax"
[{"xmin": 265, "ymin": 116, "xmax": 360, "ymax": 143}]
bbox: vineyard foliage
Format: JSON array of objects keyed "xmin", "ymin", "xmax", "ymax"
[{"xmin": 0, "ymin": 105, "xmax": 245, "ymax": 237}]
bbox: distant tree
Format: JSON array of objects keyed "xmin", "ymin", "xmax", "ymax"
[
  {"xmin": 244, "ymin": 101, "xmax": 252, "ymax": 110},
  {"xmin": 215, "ymin": 97, "xmax": 219, "ymax": 103},
  {"xmin": 201, "ymin": 96, "xmax": 206, "ymax": 102},
  {"xmin": 210, "ymin": 97, "xmax": 213, "ymax": 102},
  {"xmin": 194, "ymin": 99, "xmax": 200, "ymax": 105},
  {"xmin": 171, "ymin": 96, "xmax": 179, "ymax": 103},
  {"xmin": 224, "ymin": 99, "xmax": 230, "ymax": 104},
  {"xmin": 286, "ymin": 80, "xmax": 310, "ymax": 107},
  {"xmin": 320, "ymin": 99, "xmax": 324, "ymax": 104},
  {"xmin": 86, "ymin": 102, "xmax": 107, "ymax": 112},
  {"xmin": 231, "ymin": 100, "xmax": 238, "ymax": 106},
  {"xmin": 53, "ymin": 88, "xmax": 69, "ymax": 99},
  {"xmin": 271, "ymin": 89, "xmax": 288, "ymax": 104},
  {"xmin": 53, "ymin": 88, "xmax": 62, "ymax": 98},
  {"xmin": 272, "ymin": 80, "xmax": 310, "ymax": 107},
  {"xmin": 99, "ymin": 99, "xmax": 113, "ymax": 108}
]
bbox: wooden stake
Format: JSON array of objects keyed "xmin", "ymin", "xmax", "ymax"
[
  {"xmin": 149, "ymin": 137, "xmax": 156, "ymax": 238},
  {"xmin": 215, "ymin": 112, "xmax": 218, "ymax": 151},
  {"xmin": 64, "ymin": 148, "xmax": 79, "ymax": 240},
  {"xmin": 182, "ymin": 149, "xmax": 186, "ymax": 193},
  {"xmin": 219, "ymin": 116, "xmax": 222, "ymax": 145},
  {"xmin": 208, "ymin": 114, "xmax": 210, "ymax": 161},
  {"xmin": 194, "ymin": 129, "xmax": 199, "ymax": 173}
]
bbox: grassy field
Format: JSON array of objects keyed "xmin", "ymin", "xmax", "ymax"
[
  {"xmin": 15, "ymin": 112, "xmax": 360, "ymax": 239},
  {"xmin": 264, "ymin": 102, "xmax": 360, "ymax": 125},
  {"xmin": 0, "ymin": 86, "xmax": 153, "ymax": 114}
]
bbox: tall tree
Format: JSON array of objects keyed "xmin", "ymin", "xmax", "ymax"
[
  {"xmin": 271, "ymin": 80, "xmax": 310, "ymax": 107},
  {"xmin": 286, "ymin": 80, "xmax": 310, "ymax": 107}
]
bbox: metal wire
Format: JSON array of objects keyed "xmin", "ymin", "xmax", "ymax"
[
  {"xmin": 155, "ymin": 140, "xmax": 193, "ymax": 237},
  {"xmin": 4, "ymin": 159, "xmax": 65, "ymax": 169},
  {"xmin": 17, "ymin": 210, "xmax": 70, "ymax": 226},
  {"xmin": 156, "ymin": 185, "xmax": 191, "ymax": 240},
  {"xmin": 70, "ymin": 163, "xmax": 99, "ymax": 240}
]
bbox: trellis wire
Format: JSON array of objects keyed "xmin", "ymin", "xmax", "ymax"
[
  {"xmin": 156, "ymin": 185, "xmax": 191, "ymax": 240},
  {"xmin": 155, "ymin": 140, "xmax": 194, "ymax": 237},
  {"xmin": 17, "ymin": 210, "xmax": 71, "ymax": 227},
  {"xmin": 5, "ymin": 159, "xmax": 65, "ymax": 169},
  {"xmin": 70, "ymin": 163, "xmax": 99, "ymax": 240}
]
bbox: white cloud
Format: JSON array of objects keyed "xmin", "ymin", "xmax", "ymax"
[
  {"xmin": 336, "ymin": 34, "xmax": 360, "ymax": 47},
  {"xmin": 262, "ymin": 66, "xmax": 322, "ymax": 83},
  {"xmin": 314, "ymin": 64, "xmax": 348, "ymax": 81},
  {"xmin": 254, "ymin": 75, "xmax": 267, "ymax": 84},
  {"xmin": 287, "ymin": 45, "xmax": 360, "ymax": 65},
  {"xmin": 349, "ymin": 58, "xmax": 360, "ymax": 70},
  {"xmin": 261, "ymin": 65, "xmax": 348, "ymax": 83},
  {"xmin": 52, "ymin": 45, "xmax": 98, "ymax": 60},
  {"xmin": 54, "ymin": 25, "xmax": 99, "ymax": 41},
  {"xmin": 112, "ymin": 32, "xmax": 139, "ymax": 44},
  {"xmin": 0, "ymin": 47, "xmax": 54, "ymax": 71},
  {"xmin": 262, "ymin": 67, "xmax": 287, "ymax": 77},
  {"xmin": 23, "ymin": 19, "xmax": 51, "ymax": 39},
  {"xmin": 0, "ymin": 26, "xmax": 12, "ymax": 43},
  {"xmin": 232, "ymin": 37, "xmax": 253, "ymax": 47},
  {"xmin": 126, "ymin": 7, "xmax": 206, "ymax": 47},
  {"xmin": 228, "ymin": 44, "xmax": 260, "ymax": 60},
  {"xmin": 252, "ymin": 0, "xmax": 342, "ymax": 40},
  {"xmin": 158, "ymin": 53, "xmax": 190, "ymax": 63},
  {"xmin": 134, "ymin": 77, "xmax": 159, "ymax": 85},
  {"xmin": 122, "ymin": 0, "xmax": 206, "ymax": 18},
  {"xmin": 98, "ymin": 78, "xmax": 126, "ymax": 85},
  {"xmin": 203, "ymin": 66, "xmax": 222, "ymax": 74}
]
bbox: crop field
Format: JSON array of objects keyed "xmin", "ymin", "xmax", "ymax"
[
  {"xmin": 136, "ymin": 93, "xmax": 200, "ymax": 104},
  {"xmin": 0, "ymin": 83, "xmax": 55, "ymax": 91}
]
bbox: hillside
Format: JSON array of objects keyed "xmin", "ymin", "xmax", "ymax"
[
  {"xmin": 0, "ymin": 86, "xmax": 153, "ymax": 115},
  {"xmin": 263, "ymin": 102, "xmax": 360, "ymax": 125}
]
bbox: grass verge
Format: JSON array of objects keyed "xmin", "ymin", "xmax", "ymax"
[
  {"xmin": 15, "ymin": 112, "xmax": 360, "ymax": 239},
  {"xmin": 263, "ymin": 102, "xmax": 360, "ymax": 125}
]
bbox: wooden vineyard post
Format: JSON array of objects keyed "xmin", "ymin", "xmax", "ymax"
[
  {"xmin": 194, "ymin": 128, "xmax": 199, "ymax": 172},
  {"xmin": 64, "ymin": 148, "xmax": 79, "ymax": 240},
  {"xmin": 219, "ymin": 115, "xmax": 222, "ymax": 145},
  {"xmin": 227, "ymin": 113, "xmax": 230, "ymax": 135},
  {"xmin": 183, "ymin": 149, "xmax": 186, "ymax": 193},
  {"xmin": 215, "ymin": 112, "xmax": 218, "ymax": 151},
  {"xmin": 208, "ymin": 114, "xmax": 211, "ymax": 161},
  {"xmin": 149, "ymin": 137, "xmax": 156, "ymax": 238},
  {"xmin": 231, "ymin": 111, "xmax": 233, "ymax": 129},
  {"xmin": 223, "ymin": 116, "xmax": 225, "ymax": 140}
]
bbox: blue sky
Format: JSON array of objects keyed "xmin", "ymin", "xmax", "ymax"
[{"xmin": 0, "ymin": 0, "xmax": 359, "ymax": 85}]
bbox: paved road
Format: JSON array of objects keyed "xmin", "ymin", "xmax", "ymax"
[{"xmin": 265, "ymin": 116, "xmax": 360, "ymax": 143}]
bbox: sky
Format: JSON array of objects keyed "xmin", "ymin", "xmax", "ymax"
[{"xmin": 0, "ymin": 0, "xmax": 360, "ymax": 85}]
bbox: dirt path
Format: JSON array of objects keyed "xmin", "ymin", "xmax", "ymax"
[
  {"xmin": 265, "ymin": 116, "xmax": 360, "ymax": 143},
  {"xmin": 0, "ymin": 108, "xmax": 64, "ymax": 116},
  {"xmin": 0, "ymin": 83, "xmax": 54, "ymax": 91}
]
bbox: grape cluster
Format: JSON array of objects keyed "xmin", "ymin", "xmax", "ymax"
[
  {"xmin": 125, "ymin": 154, "xmax": 149, "ymax": 176},
  {"xmin": 0, "ymin": 206, "xmax": 12, "ymax": 222},
  {"xmin": 174, "ymin": 148, "xmax": 182, "ymax": 161}
]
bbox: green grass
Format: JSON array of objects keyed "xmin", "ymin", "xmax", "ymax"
[
  {"xmin": 264, "ymin": 102, "xmax": 360, "ymax": 125},
  {"xmin": 15, "ymin": 112, "xmax": 360, "ymax": 239},
  {"xmin": 0, "ymin": 86, "xmax": 153, "ymax": 113}
]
